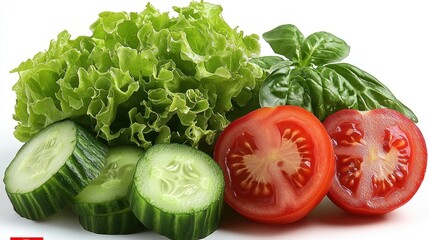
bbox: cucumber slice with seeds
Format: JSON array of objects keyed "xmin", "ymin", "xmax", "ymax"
[
  {"xmin": 3, "ymin": 120, "xmax": 107, "ymax": 220},
  {"xmin": 129, "ymin": 143, "xmax": 224, "ymax": 240},
  {"xmin": 72, "ymin": 146, "xmax": 144, "ymax": 216}
]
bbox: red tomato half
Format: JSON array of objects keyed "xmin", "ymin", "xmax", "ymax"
[
  {"xmin": 214, "ymin": 106, "xmax": 335, "ymax": 223},
  {"xmin": 323, "ymin": 109, "xmax": 427, "ymax": 215}
]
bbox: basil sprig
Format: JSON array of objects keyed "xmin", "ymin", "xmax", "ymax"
[{"xmin": 254, "ymin": 24, "xmax": 417, "ymax": 122}]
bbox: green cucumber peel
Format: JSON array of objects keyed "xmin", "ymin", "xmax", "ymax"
[{"xmin": 78, "ymin": 209, "xmax": 143, "ymax": 235}]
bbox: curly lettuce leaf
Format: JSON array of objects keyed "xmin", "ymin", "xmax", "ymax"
[{"xmin": 11, "ymin": 1, "xmax": 263, "ymax": 152}]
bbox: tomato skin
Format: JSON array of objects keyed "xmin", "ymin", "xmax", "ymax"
[
  {"xmin": 214, "ymin": 106, "xmax": 335, "ymax": 223},
  {"xmin": 323, "ymin": 109, "xmax": 427, "ymax": 215}
]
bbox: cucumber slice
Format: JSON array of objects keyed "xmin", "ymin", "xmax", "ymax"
[
  {"xmin": 73, "ymin": 145, "xmax": 144, "ymax": 215},
  {"xmin": 3, "ymin": 120, "xmax": 107, "ymax": 220},
  {"xmin": 78, "ymin": 208, "xmax": 143, "ymax": 235},
  {"xmin": 129, "ymin": 143, "xmax": 224, "ymax": 240}
]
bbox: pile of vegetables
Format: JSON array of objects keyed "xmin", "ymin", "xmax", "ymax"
[{"xmin": 4, "ymin": 1, "xmax": 427, "ymax": 240}]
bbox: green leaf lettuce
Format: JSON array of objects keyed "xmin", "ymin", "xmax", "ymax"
[{"xmin": 11, "ymin": 1, "xmax": 263, "ymax": 151}]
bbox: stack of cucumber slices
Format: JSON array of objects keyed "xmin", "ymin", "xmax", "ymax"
[
  {"xmin": 3, "ymin": 120, "xmax": 225, "ymax": 239},
  {"xmin": 72, "ymin": 145, "xmax": 145, "ymax": 234}
]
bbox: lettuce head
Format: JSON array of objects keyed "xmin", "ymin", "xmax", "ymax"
[{"xmin": 11, "ymin": 1, "xmax": 263, "ymax": 151}]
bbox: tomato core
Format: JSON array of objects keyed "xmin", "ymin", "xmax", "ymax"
[
  {"xmin": 225, "ymin": 121, "xmax": 315, "ymax": 204},
  {"xmin": 331, "ymin": 122, "xmax": 411, "ymax": 198}
]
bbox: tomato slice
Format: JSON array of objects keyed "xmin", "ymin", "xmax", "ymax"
[
  {"xmin": 323, "ymin": 108, "xmax": 427, "ymax": 215},
  {"xmin": 214, "ymin": 106, "xmax": 335, "ymax": 223}
]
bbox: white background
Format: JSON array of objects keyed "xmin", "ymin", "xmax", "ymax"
[{"xmin": 1, "ymin": 0, "xmax": 428, "ymax": 239}]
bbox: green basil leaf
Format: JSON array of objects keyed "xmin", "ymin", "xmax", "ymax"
[
  {"xmin": 260, "ymin": 24, "xmax": 417, "ymax": 123},
  {"xmin": 324, "ymin": 63, "xmax": 418, "ymax": 122},
  {"xmin": 260, "ymin": 66, "xmax": 356, "ymax": 120},
  {"xmin": 260, "ymin": 63, "xmax": 417, "ymax": 122},
  {"xmin": 250, "ymin": 56, "xmax": 284, "ymax": 70},
  {"xmin": 300, "ymin": 31, "xmax": 350, "ymax": 67},
  {"xmin": 259, "ymin": 66, "xmax": 292, "ymax": 107},
  {"xmin": 262, "ymin": 24, "xmax": 304, "ymax": 61},
  {"xmin": 250, "ymin": 56, "xmax": 292, "ymax": 74}
]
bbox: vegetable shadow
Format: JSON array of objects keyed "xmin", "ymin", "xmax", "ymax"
[
  {"xmin": 218, "ymin": 204, "xmax": 309, "ymax": 237},
  {"xmin": 219, "ymin": 197, "xmax": 387, "ymax": 236},
  {"xmin": 308, "ymin": 197, "xmax": 388, "ymax": 226}
]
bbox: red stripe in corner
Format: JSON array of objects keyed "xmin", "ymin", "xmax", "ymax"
[{"xmin": 10, "ymin": 238, "xmax": 43, "ymax": 240}]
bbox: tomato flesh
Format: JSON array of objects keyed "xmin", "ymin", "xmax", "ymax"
[
  {"xmin": 226, "ymin": 122, "xmax": 315, "ymax": 204},
  {"xmin": 214, "ymin": 106, "xmax": 334, "ymax": 223},
  {"xmin": 323, "ymin": 109, "xmax": 427, "ymax": 215}
]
